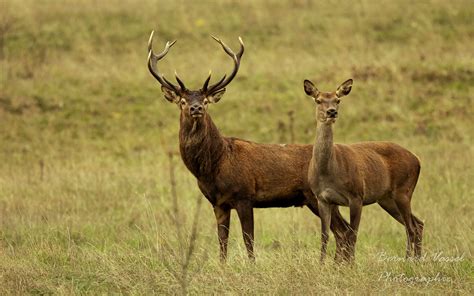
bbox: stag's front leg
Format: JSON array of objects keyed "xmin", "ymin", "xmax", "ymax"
[
  {"xmin": 213, "ymin": 206, "xmax": 231, "ymax": 262},
  {"xmin": 318, "ymin": 200, "xmax": 332, "ymax": 262},
  {"xmin": 236, "ymin": 201, "xmax": 255, "ymax": 261}
]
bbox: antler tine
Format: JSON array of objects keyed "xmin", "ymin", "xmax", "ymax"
[
  {"xmin": 147, "ymin": 31, "xmax": 177, "ymax": 59},
  {"xmin": 147, "ymin": 30, "xmax": 181, "ymax": 93},
  {"xmin": 210, "ymin": 74, "xmax": 227, "ymax": 90},
  {"xmin": 162, "ymin": 75, "xmax": 179, "ymax": 90},
  {"xmin": 205, "ymin": 36, "xmax": 245, "ymax": 94},
  {"xmin": 202, "ymin": 70, "xmax": 228, "ymax": 93},
  {"xmin": 202, "ymin": 70, "xmax": 212, "ymax": 92},
  {"xmin": 211, "ymin": 36, "xmax": 245, "ymax": 59},
  {"xmin": 211, "ymin": 36, "xmax": 235, "ymax": 57},
  {"xmin": 174, "ymin": 71, "xmax": 186, "ymax": 90},
  {"xmin": 237, "ymin": 36, "xmax": 245, "ymax": 58}
]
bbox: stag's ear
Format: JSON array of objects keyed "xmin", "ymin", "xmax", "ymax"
[
  {"xmin": 304, "ymin": 80, "xmax": 319, "ymax": 97},
  {"xmin": 207, "ymin": 89, "xmax": 226, "ymax": 103},
  {"xmin": 161, "ymin": 86, "xmax": 180, "ymax": 103},
  {"xmin": 336, "ymin": 79, "xmax": 353, "ymax": 98}
]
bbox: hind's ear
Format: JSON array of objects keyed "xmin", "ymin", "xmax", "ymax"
[
  {"xmin": 336, "ymin": 79, "xmax": 353, "ymax": 97},
  {"xmin": 304, "ymin": 80, "xmax": 319, "ymax": 97},
  {"xmin": 161, "ymin": 86, "xmax": 180, "ymax": 103}
]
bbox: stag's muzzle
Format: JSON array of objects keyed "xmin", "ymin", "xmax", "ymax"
[{"xmin": 190, "ymin": 103, "xmax": 204, "ymax": 117}]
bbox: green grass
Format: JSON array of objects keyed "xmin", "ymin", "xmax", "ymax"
[{"xmin": 1, "ymin": 0, "xmax": 473, "ymax": 294}]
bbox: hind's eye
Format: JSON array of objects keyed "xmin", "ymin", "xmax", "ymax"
[
  {"xmin": 336, "ymin": 99, "xmax": 341, "ymax": 104},
  {"xmin": 315, "ymin": 99, "xmax": 322, "ymax": 104}
]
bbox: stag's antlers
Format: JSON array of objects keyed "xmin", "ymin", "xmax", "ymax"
[
  {"xmin": 147, "ymin": 31, "xmax": 244, "ymax": 94},
  {"xmin": 147, "ymin": 31, "xmax": 186, "ymax": 92},
  {"xmin": 202, "ymin": 36, "xmax": 245, "ymax": 94}
]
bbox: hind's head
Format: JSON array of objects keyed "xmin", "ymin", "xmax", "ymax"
[{"xmin": 303, "ymin": 79, "xmax": 353, "ymax": 123}]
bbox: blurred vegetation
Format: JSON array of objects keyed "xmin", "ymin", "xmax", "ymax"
[{"xmin": 0, "ymin": 0, "xmax": 473, "ymax": 294}]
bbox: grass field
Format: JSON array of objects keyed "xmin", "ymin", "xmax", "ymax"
[{"xmin": 1, "ymin": 0, "xmax": 473, "ymax": 294}]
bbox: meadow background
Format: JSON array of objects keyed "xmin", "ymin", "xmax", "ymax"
[{"xmin": 1, "ymin": 0, "xmax": 473, "ymax": 294}]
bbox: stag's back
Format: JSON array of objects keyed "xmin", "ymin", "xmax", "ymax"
[{"xmin": 209, "ymin": 138, "xmax": 314, "ymax": 207}]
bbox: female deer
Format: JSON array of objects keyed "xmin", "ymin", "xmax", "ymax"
[{"xmin": 304, "ymin": 79, "xmax": 424, "ymax": 261}]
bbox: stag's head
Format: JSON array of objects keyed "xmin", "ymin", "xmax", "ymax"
[
  {"xmin": 147, "ymin": 31, "xmax": 244, "ymax": 120},
  {"xmin": 304, "ymin": 79, "xmax": 353, "ymax": 123}
]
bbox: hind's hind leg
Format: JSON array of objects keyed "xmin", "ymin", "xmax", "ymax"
[
  {"xmin": 377, "ymin": 198, "xmax": 404, "ymax": 225},
  {"xmin": 378, "ymin": 198, "xmax": 423, "ymax": 258},
  {"xmin": 393, "ymin": 193, "xmax": 417, "ymax": 258},
  {"xmin": 412, "ymin": 214, "xmax": 424, "ymax": 258}
]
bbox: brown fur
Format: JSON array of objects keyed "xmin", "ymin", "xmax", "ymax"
[
  {"xmin": 147, "ymin": 33, "xmax": 352, "ymax": 262},
  {"xmin": 178, "ymin": 108, "xmax": 352, "ymax": 261},
  {"xmin": 304, "ymin": 79, "xmax": 424, "ymax": 261}
]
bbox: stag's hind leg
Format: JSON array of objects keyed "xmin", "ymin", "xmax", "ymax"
[
  {"xmin": 214, "ymin": 206, "xmax": 231, "ymax": 262},
  {"xmin": 347, "ymin": 197, "xmax": 363, "ymax": 261},
  {"xmin": 331, "ymin": 207, "xmax": 352, "ymax": 262}
]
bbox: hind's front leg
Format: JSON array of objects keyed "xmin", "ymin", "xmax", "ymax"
[
  {"xmin": 318, "ymin": 200, "xmax": 332, "ymax": 262},
  {"xmin": 306, "ymin": 197, "xmax": 351, "ymax": 262}
]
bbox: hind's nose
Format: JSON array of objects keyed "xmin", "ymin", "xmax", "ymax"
[{"xmin": 327, "ymin": 108, "xmax": 338, "ymax": 118}]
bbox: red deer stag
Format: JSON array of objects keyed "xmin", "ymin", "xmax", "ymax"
[
  {"xmin": 147, "ymin": 31, "xmax": 352, "ymax": 262},
  {"xmin": 304, "ymin": 78, "xmax": 424, "ymax": 261}
]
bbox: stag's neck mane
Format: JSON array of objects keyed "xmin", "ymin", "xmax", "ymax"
[
  {"xmin": 313, "ymin": 120, "xmax": 335, "ymax": 175},
  {"xmin": 179, "ymin": 113, "xmax": 226, "ymax": 180}
]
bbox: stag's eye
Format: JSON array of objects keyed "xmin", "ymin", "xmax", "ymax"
[
  {"xmin": 180, "ymin": 99, "xmax": 186, "ymax": 106},
  {"xmin": 203, "ymin": 99, "xmax": 209, "ymax": 105}
]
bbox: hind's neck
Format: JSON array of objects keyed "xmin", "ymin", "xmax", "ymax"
[{"xmin": 313, "ymin": 121, "xmax": 334, "ymax": 174}]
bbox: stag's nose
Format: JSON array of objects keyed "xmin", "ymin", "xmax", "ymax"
[
  {"xmin": 327, "ymin": 108, "xmax": 338, "ymax": 118},
  {"xmin": 190, "ymin": 103, "xmax": 204, "ymax": 116}
]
